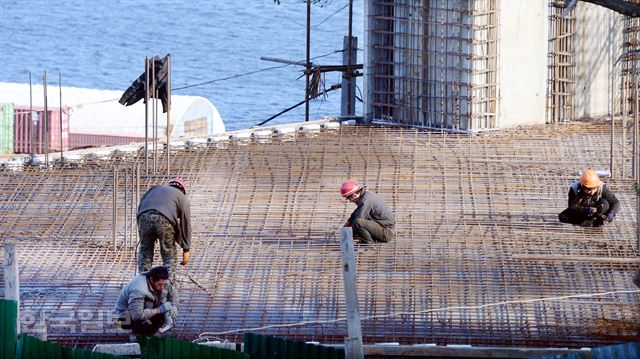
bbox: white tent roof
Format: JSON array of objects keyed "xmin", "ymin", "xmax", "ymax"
[{"xmin": 0, "ymin": 82, "xmax": 224, "ymax": 138}]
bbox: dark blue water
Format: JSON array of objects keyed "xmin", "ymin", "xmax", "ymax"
[{"xmin": 0, "ymin": 0, "xmax": 363, "ymax": 131}]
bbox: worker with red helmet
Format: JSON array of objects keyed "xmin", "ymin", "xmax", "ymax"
[
  {"xmin": 558, "ymin": 169, "xmax": 619, "ymax": 227},
  {"xmin": 341, "ymin": 180, "xmax": 395, "ymax": 243},
  {"xmin": 137, "ymin": 177, "xmax": 192, "ymax": 284}
]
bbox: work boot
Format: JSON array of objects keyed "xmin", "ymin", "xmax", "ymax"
[{"xmin": 158, "ymin": 315, "xmax": 173, "ymax": 334}]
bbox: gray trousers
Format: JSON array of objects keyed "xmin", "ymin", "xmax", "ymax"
[
  {"xmin": 352, "ymin": 217, "xmax": 394, "ymax": 243},
  {"xmin": 137, "ymin": 210, "xmax": 178, "ymax": 283}
]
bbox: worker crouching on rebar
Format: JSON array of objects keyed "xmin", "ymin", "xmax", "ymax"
[
  {"xmin": 137, "ymin": 178, "xmax": 192, "ymax": 285},
  {"xmin": 558, "ymin": 169, "xmax": 619, "ymax": 227},
  {"xmin": 114, "ymin": 266, "xmax": 179, "ymax": 337},
  {"xmin": 341, "ymin": 180, "xmax": 395, "ymax": 244}
]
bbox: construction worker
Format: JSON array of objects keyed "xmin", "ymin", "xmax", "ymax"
[
  {"xmin": 137, "ymin": 178, "xmax": 191, "ymax": 284},
  {"xmin": 114, "ymin": 266, "xmax": 178, "ymax": 336},
  {"xmin": 341, "ymin": 180, "xmax": 395, "ymax": 244},
  {"xmin": 558, "ymin": 169, "xmax": 619, "ymax": 227}
]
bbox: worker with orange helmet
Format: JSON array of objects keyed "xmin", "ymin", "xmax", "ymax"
[
  {"xmin": 558, "ymin": 169, "xmax": 619, "ymax": 227},
  {"xmin": 137, "ymin": 177, "xmax": 192, "ymax": 284},
  {"xmin": 341, "ymin": 180, "xmax": 395, "ymax": 243}
]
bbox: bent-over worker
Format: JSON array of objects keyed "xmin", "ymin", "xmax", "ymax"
[{"xmin": 137, "ymin": 177, "xmax": 192, "ymax": 284}]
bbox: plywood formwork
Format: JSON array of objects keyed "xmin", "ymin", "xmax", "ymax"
[{"xmin": 0, "ymin": 122, "xmax": 639, "ymax": 349}]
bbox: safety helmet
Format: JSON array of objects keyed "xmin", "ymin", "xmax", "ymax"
[
  {"xmin": 168, "ymin": 177, "xmax": 187, "ymax": 194},
  {"xmin": 579, "ymin": 169, "xmax": 601, "ymax": 189},
  {"xmin": 340, "ymin": 180, "xmax": 363, "ymax": 198}
]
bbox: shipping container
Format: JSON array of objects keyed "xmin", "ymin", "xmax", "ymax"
[
  {"xmin": 13, "ymin": 106, "xmax": 69, "ymax": 154},
  {"xmin": 69, "ymin": 133, "xmax": 146, "ymax": 150},
  {"xmin": 0, "ymin": 103, "xmax": 14, "ymax": 154}
]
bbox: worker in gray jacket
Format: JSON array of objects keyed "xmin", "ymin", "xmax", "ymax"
[
  {"xmin": 341, "ymin": 180, "xmax": 395, "ymax": 244},
  {"xmin": 114, "ymin": 266, "xmax": 178, "ymax": 336},
  {"xmin": 137, "ymin": 178, "xmax": 192, "ymax": 284}
]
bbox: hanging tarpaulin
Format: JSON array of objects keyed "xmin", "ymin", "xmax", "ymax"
[{"xmin": 119, "ymin": 54, "xmax": 170, "ymax": 113}]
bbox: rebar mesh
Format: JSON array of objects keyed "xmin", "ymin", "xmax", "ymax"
[{"xmin": 0, "ymin": 122, "xmax": 639, "ymax": 348}]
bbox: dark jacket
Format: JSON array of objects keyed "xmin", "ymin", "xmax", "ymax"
[
  {"xmin": 138, "ymin": 185, "xmax": 192, "ymax": 251},
  {"xmin": 568, "ymin": 182, "xmax": 620, "ymax": 217},
  {"xmin": 349, "ymin": 190, "xmax": 395, "ymax": 229}
]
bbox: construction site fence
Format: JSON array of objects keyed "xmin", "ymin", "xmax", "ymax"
[
  {"xmin": 243, "ymin": 333, "xmax": 345, "ymax": 359},
  {"xmin": 138, "ymin": 336, "xmax": 248, "ymax": 359}
]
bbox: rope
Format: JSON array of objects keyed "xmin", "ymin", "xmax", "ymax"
[{"xmin": 196, "ymin": 288, "xmax": 640, "ymax": 338}]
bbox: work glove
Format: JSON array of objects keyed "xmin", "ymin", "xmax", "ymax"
[
  {"xmin": 180, "ymin": 251, "xmax": 190, "ymax": 266},
  {"xmin": 607, "ymin": 213, "xmax": 615, "ymax": 222},
  {"xmin": 587, "ymin": 207, "xmax": 598, "ymax": 215},
  {"xmin": 157, "ymin": 302, "xmax": 173, "ymax": 314},
  {"xmin": 168, "ymin": 305, "xmax": 178, "ymax": 319}
]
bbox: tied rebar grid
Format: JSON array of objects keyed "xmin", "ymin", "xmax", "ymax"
[
  {"xmin": 0, "ymin": 123, "xmax": 639, "ymax": 348},
  {"xmin": 547, "ymin": 1, "xmax": 576, "ymax": 124},
  {"xmin": 367, "ymin": 0, "xmax": 498, "ymax": 130}
]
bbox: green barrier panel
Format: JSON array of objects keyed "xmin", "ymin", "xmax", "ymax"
[
  {"xmin": 138, "ymin": 336, "xmax": 248, "ymax": 359},
  {"xmin": 0, "ymin": 300, "xmax": 18, "ymax": 359},
  {"xmin": 15, "ymin": 333, "xmax": 127, "ymax": 359},
  {"xmin": 243, "ymin": 333, "xmax": 345, "ymax": 359},
  {"xmin": 15, "ymin": 334, "xmax": 63, "ymax": 359}
]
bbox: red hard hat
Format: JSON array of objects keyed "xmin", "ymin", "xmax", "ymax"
[
  {"xmin": 340, "ymin": 180, "xmax": 363, "ymax": 198},
  {"xmin": 168, "ymin": 177, "xmax": 187, "ymax": 194}
]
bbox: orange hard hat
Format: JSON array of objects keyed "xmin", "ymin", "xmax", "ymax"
[
  {"xmin": 579, "ymin": 169, "xmax": 601, "ymax": 188},
  {"xmin": 168, "ymin": 177, "xmax": 187, "ymax": 194},
  {"xmin": 340, "ymin": 180, "xmax": 363, "ymax": 198}
]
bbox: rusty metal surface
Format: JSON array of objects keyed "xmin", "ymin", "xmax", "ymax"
[{"xmin": 0, "ymin": 122, "xmax": 639, "ymax": 348}]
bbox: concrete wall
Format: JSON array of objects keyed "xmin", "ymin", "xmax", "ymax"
[
  {"xmin": 574, "ymin": 3, "xmax": 621, "ymax": 119},
  {"xmin": 498, "ymin": 1, "xmax": 548, "ymax": 128}
]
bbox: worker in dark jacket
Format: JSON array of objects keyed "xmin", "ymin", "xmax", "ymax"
[
  {"xmin": 558, "ymin": 169, "xmax": 620, "ymax": 227},
  {"xmin": 138, "ymin": 178, "xmax": 192, "ymax": 284},
  {"xmin": 341, "ymin": 180, "xmax": 395, "ymax": 243},
  {"xmin": 114, "ymin": 266, "xmax": 178, "ymax": 336}
]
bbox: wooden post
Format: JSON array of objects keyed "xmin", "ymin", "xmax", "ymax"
[
  {"xmin": 4, "ymin": 239, "xmax": 20, "ymax": 333},
  {"xmin": 340, "ymin": 227, "xmax": 364, "ymax": 359}
]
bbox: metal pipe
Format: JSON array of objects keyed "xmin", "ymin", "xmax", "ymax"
[
  {"xmin": 144, "ymin": 57, "xmax": 149, "ymax": 176},
  {"xmin": 305, "ymin": 0, "xmax": 311, "ymax": 122},
  {"xmin": 43, "ymin": 71, "xmax": 48, "ymax": 167},
  {"xmin": 112, "ymin": 166, "xmax": 118, "ymax": 251},
  {"xmin": 167, "ymin": 54, "xmax": 171, "ymax": 176},
  {"xmin": 59, "ymin": 72, "xmax": 63, "ymax": 168},
  {"xmin": 29, "ymin": 72, "xmax": 34, "ymax": 162}
]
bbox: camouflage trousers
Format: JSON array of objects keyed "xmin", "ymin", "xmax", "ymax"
[{"xmin": 137, "ymin": 210, "xmax": 178, "ymax": 284}]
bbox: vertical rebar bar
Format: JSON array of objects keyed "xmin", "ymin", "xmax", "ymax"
[
  {"xmin": 43, "ymin": 71, "xmax": 49, "ymax": 167},
  {"xmin": 305, "ymin": 0, "xmax": 311, "ymax": 122},
  {"xmin": 59, "ymin": 72, "xmax": 63, "ymax": 168},
  {"xmin": 113, "ymin": 166, "xmax": 118, "ymax": 251},
  {"xmin": 145, "ymin": 57, "xmax": 149, "ymax": 176}
]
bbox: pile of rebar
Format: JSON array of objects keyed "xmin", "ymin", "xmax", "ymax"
[{"xmin": 0, "ymin": 121, "xmax": 639, "ymax": 348}]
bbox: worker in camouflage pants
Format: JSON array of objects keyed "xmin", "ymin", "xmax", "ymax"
[{"xmin": 137, "ymin": 178, "xmax": 192, "ymax": 285}]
